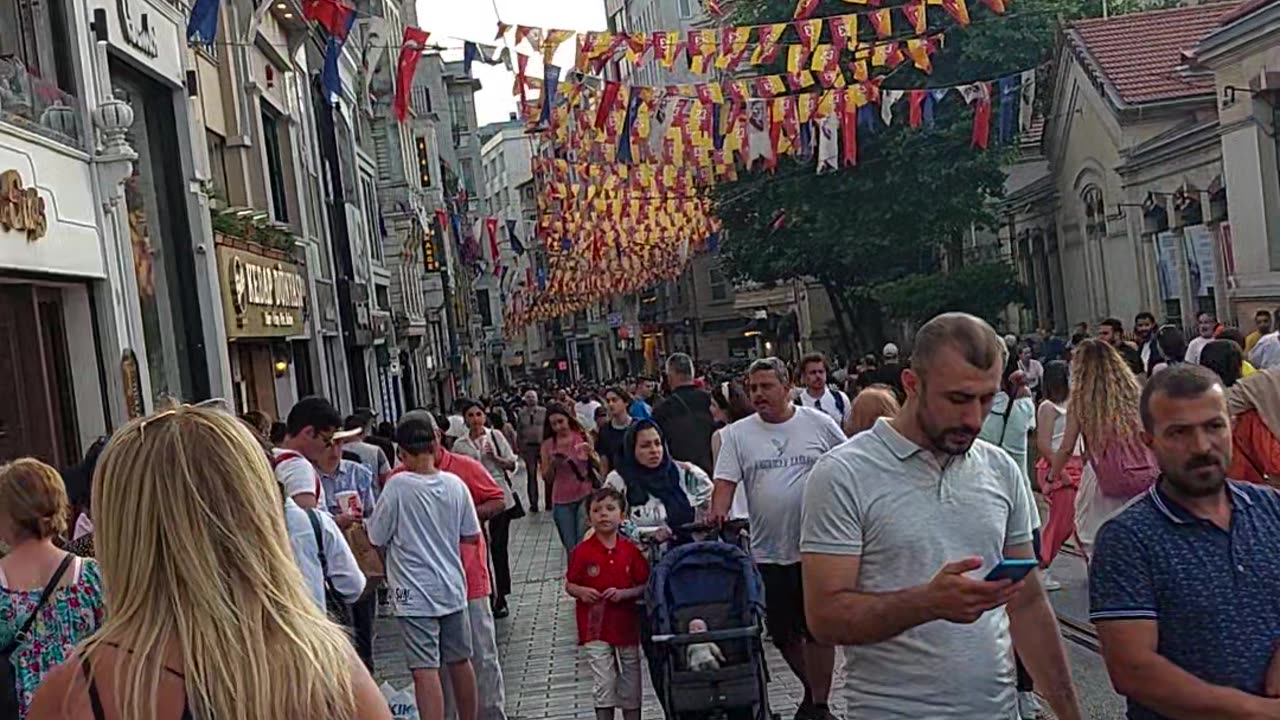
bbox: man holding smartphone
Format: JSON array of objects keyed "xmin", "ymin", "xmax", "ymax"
[{"xmin": 800, "ymin": 313, "xmax": 1081, "ymax": 720}]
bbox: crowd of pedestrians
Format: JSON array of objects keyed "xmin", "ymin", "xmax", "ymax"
[{"xmin": 8, "ymin": 306, "xmax": 1280, "ymax": 720}]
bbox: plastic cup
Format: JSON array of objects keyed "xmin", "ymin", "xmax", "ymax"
[{"xmin": 335, "ymin": 490, "xmax": 360, "ymax": 515}]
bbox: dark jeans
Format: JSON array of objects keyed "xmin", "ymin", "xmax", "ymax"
[
  {"xmin": 490, "ymin": 512, "xmax": 512, "ymax": 606},
  {"xmin": 350, "ymin": 589, "xmax": 378, "ymax": 672},
  {"xmin": 522, "ymin": 445, "xmax": 540, "ymax": 510}
]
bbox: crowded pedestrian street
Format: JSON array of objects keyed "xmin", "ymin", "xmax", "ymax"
[
  {"xmin": 365, "ymin": 468, "xmax": 1130, "ymax": 719},
  {"xmin": 10, "ymin": 0, "xmax": 1280, "ymax": 715}
]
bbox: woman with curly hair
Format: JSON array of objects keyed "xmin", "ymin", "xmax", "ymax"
[{"xmin": 1047, "ymin": 339, "xmax": 1151, "ymax": 554}]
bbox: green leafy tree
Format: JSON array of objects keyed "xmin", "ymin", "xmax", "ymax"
[{"xmin": 714, "ymin": 0, "xmax": 1073, "ymax": 352}]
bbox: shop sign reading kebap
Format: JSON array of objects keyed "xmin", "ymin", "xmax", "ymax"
[{"xmin": 217, "ymin": 244, "xmax": 306, "ymax": 339}]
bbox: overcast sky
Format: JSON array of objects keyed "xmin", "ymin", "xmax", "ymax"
[{"xmin": 417, "ymin": 0, "xmax": 609, "ymax": 126}]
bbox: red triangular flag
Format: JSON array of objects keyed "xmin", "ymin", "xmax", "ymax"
[
  {"xmin": 393, "ymin": 27, "xmax": 430, "ymax": 123},
  {"xmin": 303, "ymin": 0, "xmax": 354, "ymax": 39},
  {"xmin": 909, "ymin": 89, "xmax": 925, "ymax": 128},
  {"xmin": 793, "ymin": 0, "xmax": 820, "ymax": 19},
  {"xmin": 971, "ymin": 82, "xmax": 991, "ymax": 148}
]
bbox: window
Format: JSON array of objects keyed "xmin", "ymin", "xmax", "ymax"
[
  {"xmin": 677, "ymin": 0, "xmax": 693, "ymax": 17},
  {"xmin": 709, "ymin": 266, "xmax": 728, "ymax": 301},
  {"xmin": 261, "ymin": 106, "xmax": 289, "ymax": 223},
  {"xmin": 0, "ymin": 0, "xmax": 78, "ymax": 144},
  {"xmin": 476, "ymin": 288, "xmax": 493, "ymax": 327},
  {"xmin": 206, "ymin": 131, "xmax": 230, "ymax": 205},
  {"xmin": 460, "ymin": 158, "xmax": 477, "ymax": 195},
  {"xmin": 360, "ymin": 175, "xmax": 383, "ymax": 263}
]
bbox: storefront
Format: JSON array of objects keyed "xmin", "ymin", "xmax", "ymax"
[
  {"xmin": 215, "ymin": 239, "xmax": 308, "ymax": 418},
  {"xmin": 90, "ymin": 0, "xmax": 230, "ymax": 413},
  {"xmin": 0, "ymin": 147, "xmax": 110, "ymax": 466}
]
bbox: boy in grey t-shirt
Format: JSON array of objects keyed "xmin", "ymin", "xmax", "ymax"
[{"xmin": 367, "ymin": 411, "xmax": 481, "ymax": 720}]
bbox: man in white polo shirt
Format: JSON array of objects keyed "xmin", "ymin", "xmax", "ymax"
[
  {"xmin": 710, "ymin": 356, "xmax": 846, "ymax": 720},
  {"xmin": 800, "ymin": 312, "xmax": 1082, "ymax": 720}
]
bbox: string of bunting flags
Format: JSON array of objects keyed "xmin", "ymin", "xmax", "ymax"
[{"xmin": 180, "ymin": 0, "xmax": 1028, "ymax": 334}]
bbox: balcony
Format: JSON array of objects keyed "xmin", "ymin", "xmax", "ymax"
[{"xmin": 0, "ymin": 57, "xmax": 81, "ymax": 147}]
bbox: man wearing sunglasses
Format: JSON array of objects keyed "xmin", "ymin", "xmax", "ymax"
[{"xmin": 274, "ymin": 396, "xmax": 361, "ymax": 510}]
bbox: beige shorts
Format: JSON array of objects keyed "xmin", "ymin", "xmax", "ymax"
[{"xmin": 583, "ymin": 641, "xmax": 642, "ymax": 710}]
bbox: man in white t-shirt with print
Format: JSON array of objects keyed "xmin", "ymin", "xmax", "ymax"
[
  {"xmin": 367, "ymin": 410, "xmax": 482, "ymax": 720},
  {"xmin": 794, "ymin": 352, "xmax": 852, "ymax": 434},
  {"xmin": 709, "ymin": 356, "xmax": 847, "ymax": 720},
  {"xmin": 273, "ymin": 396, "xmax": 361, "ymax": 510},
  {"xmin": 800, "ymin": 312, "xmax": 1081, "ymax": 720}
]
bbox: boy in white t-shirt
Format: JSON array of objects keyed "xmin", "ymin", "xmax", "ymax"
[{"xmin": 367, "ymin": 410, "xmax": 482, "ymax": 720}]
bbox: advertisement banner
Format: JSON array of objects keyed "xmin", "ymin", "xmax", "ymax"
[
  {"xmin": 1181, "ymin": 225, "xmax": 1217, "ymax": 298},
  {"xmin": 1155, "ymin": 231, "xmax": 1180, "ymax": 301}
]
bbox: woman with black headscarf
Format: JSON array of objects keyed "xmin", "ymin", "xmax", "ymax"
[{"xmin": 602, "ymin": 419, "xmax": 713, "ymax": 543}]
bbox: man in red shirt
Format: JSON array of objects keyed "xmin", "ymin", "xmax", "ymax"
[
  {"xmin": 567, "ymin": 487, "xmax": 650, "ymax": 720},
  {"xmin": 390, "ymin": 411, "xmax": 509, "ymax": 720}
]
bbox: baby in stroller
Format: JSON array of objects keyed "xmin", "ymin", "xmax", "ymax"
[
  {"xmin": 685, "ymin": 618, "xmax": 726, "ymax": 671},
  {"xmin": 645, "ymin": 540, "xmax": 775, "ymax": 720}
]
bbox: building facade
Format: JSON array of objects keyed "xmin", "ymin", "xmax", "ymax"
[
  {"xmin": 1189, "ymin": 0, "xmax": 1280, "ymax": 324},
  {"xmin": 993, "ymin": 3, "xmax": 1234, "ymax": 335}
]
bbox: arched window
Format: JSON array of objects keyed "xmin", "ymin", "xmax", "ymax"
[{"xmin": 1082, "ymin": 185, "xmax": 1107, "ymax": 238}]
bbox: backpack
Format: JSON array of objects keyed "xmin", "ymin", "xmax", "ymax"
[
  {"xmin": 272, "ymin": 450, "xmax": 322, "ymax": 502},
  {"xmin": 1090, "ymin": 438, "xmax": 1159, "ymax": 499}
]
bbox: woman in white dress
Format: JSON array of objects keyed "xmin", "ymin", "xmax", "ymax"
[{"xmin": 1047, "ymin": 339, "xmax": 1144, "ymax": 555}]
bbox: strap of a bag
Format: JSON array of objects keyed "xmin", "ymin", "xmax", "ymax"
[
  {"xmin": 996, "ymin": 397, "xmax": 1016, "ymax": 447},
  {"xmin": 2, "ymin": 553, "xmax": 74, "ymax": 654},
  {"xmin": 305, "ymin": 509, "xmax": 331, "ymax": 582}
]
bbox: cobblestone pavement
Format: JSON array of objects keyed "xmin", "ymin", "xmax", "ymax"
[{"xmin": 372, "ymin": 470, "xmax": 1123, "ymax": 718}]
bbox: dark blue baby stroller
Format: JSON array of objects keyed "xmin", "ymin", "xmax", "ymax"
[{"xmin": 643, "ymin": 538, "xmax": 774, "ymax": 720}]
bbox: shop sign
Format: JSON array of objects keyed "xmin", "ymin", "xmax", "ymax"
[
  {"xmin": 117, "ymin": 0, "xmax": 159, "ymax": 58},
  {"xmin": 218, "ymin": 245, "xmax": 306, "ymax": 339},
  {"xmin": 0, "ymin": 170, "xmax": 47, "ymax": 241}
]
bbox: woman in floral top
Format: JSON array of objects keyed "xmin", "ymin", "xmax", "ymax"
[{"xmin": 0, "ymin": 458, "xmax": 105, "ymax": 718}]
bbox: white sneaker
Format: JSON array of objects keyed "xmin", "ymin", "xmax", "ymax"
[
  {"xmin": 1018, "ymin": 691, "xmax": 1042, "ymax": 719},
  {"xmin": 1042, "ymin": 570, "xmax": 1062, "ymax": 592}
]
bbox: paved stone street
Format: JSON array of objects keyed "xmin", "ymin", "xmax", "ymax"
[{"xmin": 371, "ymin": 469, "xmax": 1124, "ymax": 719}]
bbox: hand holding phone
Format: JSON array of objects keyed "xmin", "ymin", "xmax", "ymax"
[{"xmin": 927, "ymin": 556, "xmax": 1028, "ymax": 624}]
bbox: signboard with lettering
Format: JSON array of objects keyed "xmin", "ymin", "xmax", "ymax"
[
  {"xmin": 216, "ymin": 244, "xmax": 307, "ymax": 339},
  {"xmin": 0, "ymin": 170, "xmax": 47, "ymax": 241}
]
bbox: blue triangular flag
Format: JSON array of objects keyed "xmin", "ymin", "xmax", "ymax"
[
  {"xmin": 464, "ymin": 42, "xmax": 478, "ymax": 75},
  {"xmin": 997, "ymin": 75, "xmax": 1020, "ymax": 144},
  {"xmin": 186, "ymin": 0, "xmax": 220, "ymax": 47},
  {"xmin": 616, "ymin": 93, "xmax": 641, "ymax": 164},
  {"xmin": 320, "ymin": 14, "xmax": 356, "ymax": 104},
  {"xmin": 538, "ymin": 64, "xmax": 561, "ymax": 127},
  {"xmin": 506, "ymin": 219, "xmax": 525, "ymax": 255}
]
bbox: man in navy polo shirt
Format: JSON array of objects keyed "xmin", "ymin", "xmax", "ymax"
[{"xmin": 1090, "ymin": 363, "xmax": 1280, "ymax": 719}]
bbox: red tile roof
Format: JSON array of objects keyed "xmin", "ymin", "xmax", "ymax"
[
  {"xmin": 1068, "ymin": 2, "xmax": 1239, "ymax": 105},
  {"xmin": 1218, "ymin": 0, "xmax": 1279, "ymax": 25}
]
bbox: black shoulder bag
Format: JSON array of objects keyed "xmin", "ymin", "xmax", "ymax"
[
  {"xmin": 2, "ymin": 553, "xmax": 74, "ymax": 716},
  {"xmin": 305, "ymin": 509, "xmax": 353, "ymax": 627}
]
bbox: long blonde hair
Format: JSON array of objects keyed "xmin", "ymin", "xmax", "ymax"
[
  {"xmin": 1068, "ymin": 338, "xmax": 1142, "ymax": 449},
  {"xmin": 83, "ymin": 406, "xmax": 358, "ymax": 720}
]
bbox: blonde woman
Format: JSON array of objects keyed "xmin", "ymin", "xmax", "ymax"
[
  {"xmin": 1047, "ymin": 339, "xmax": 1146, "ymax": 554},
  {"xmin": 29, "ymin": 406, "xmax": 391, "ymax": 720}
]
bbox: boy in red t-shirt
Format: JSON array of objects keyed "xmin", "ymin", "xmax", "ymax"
[{"xmin": 566, "ymin": 487, "xmax": 650, "ymax": 720}]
